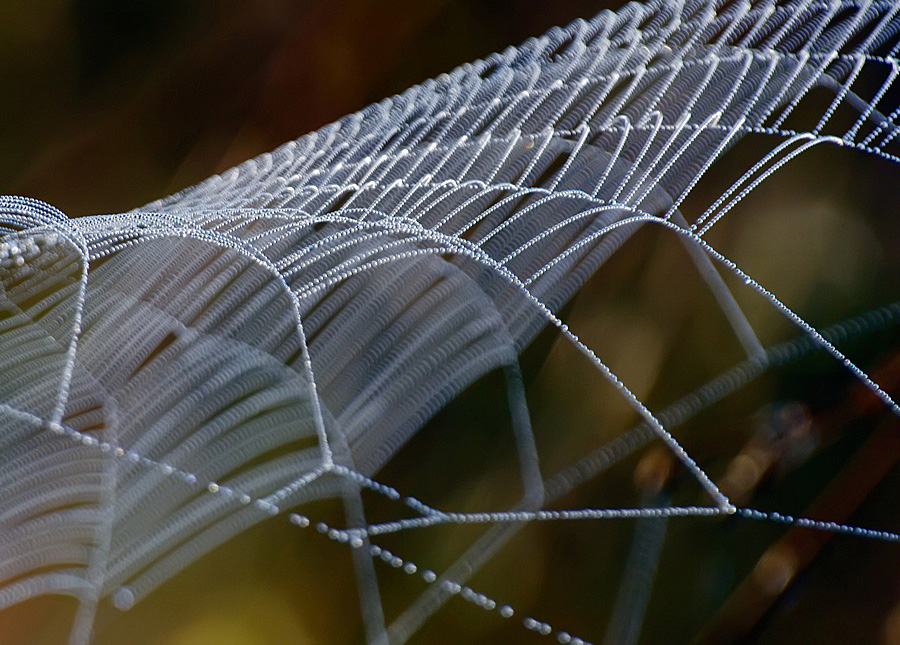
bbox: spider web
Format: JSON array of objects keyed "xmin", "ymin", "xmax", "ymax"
[{"xmin": 2, "ymin": 0, "xmax": 900, "ymax": 642}]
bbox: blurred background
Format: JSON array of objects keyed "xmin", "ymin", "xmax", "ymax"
[
  {"xmin": 0, "ymin": 0, "xmax": 607, "ymax": 215},
  {"xmin": 2, "ymin": 1, "xmax": 900, "ymax": 644}
]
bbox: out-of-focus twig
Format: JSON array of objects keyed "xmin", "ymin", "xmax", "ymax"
[{"xmin": 696, "ymin": 350, "xmax": 900, "ymax": 644}]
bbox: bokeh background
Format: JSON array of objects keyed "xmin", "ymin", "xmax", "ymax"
[
  {"xmin": 0, "ymin": 0, "xmax": 609, "ymax": 215},
  {"xmin": 2, "ymin": 1, "xmax": 900, "ymax": 644}
]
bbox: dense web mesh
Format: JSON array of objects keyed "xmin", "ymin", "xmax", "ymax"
[{"xmin": 2, "ymin": 0, "xmax": 900, "ymax": 642}]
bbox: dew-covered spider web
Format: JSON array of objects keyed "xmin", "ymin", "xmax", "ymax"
[{"xmin": 3, "ymin": 0, "xmax": 900, "ymax": 642}]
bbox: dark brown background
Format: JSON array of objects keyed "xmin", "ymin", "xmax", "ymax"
[{"xmin": 0, "ymin": 0, "xmax": 608, "ymax": 215}]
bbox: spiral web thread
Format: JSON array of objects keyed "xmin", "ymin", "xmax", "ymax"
[{"xmin": 2, "ymin": 0, "xmax": 900, "ymax": 642}]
